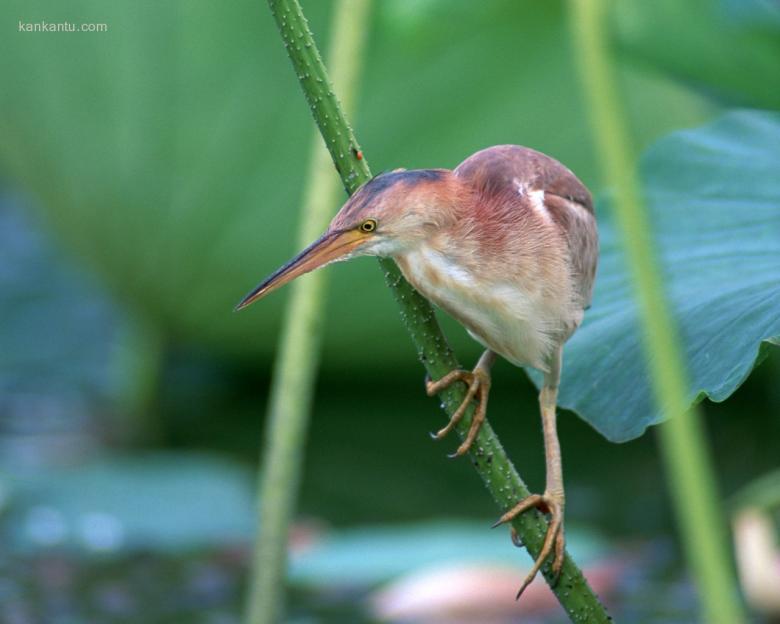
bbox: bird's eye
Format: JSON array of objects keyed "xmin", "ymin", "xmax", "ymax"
[{"xmin": 359, "ymin": 219, "xmax": 377, "ymax": 233}]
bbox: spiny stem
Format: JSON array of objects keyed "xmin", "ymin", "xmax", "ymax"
[
  {"xmin": 568, "ymin": 1, "xmax": 746, "ymax": 622},
  {"xmin": 246, "ymin": 2, "xmax": 371, "ymax": 623},
  {"xmin": 265, "ymin": 0, "xmax": 612, "ymax": 621}
]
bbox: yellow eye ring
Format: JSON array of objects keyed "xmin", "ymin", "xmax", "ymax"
[{"xmin": 359, "ymin": 219, "xmax": 377, "ymax": 233}]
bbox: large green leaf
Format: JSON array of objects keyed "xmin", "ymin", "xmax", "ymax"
[
  {"xmin": 548, "ymin": 110, "xmax": 780, "ymax": 442},
  {"xmin": 615, "ymin": 0, "xmax": 780, "ymax": 108},
  {"xmin": 0, "ymin": 0, "xmax": 716, "ymax": 368}
]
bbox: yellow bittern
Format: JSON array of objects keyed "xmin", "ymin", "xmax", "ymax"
[{"xmin": 237, "ymin": 145, "xmax": 598, "ymax": 595}]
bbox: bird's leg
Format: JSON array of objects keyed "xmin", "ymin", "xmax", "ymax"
[
  {"xmin": 493, "ymin": 346, "xmax": 566, "ymax": 599},
  {"xmin": 425, "ymin": 350, "xmax": 496, "ymax": 457}
]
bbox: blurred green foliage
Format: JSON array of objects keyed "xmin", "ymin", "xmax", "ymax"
[
  {"xmin": 1, "ymin": 3, "xmax": 779, "ymax": 620},
  {"xmin": 0, "ymin": 0, "xmax": 717, "ymax": 371},
  {"xmin": 2, "ymin": 1, "xmax": 777, "ymax": 445},
  {"xmin": 615, "ymin": 0, "xmax": 780, "ymax": 108},
  {"xmin": 287, "ymin": 520, "xmax": 605, "ymax": 586},
  {"xmin": 6, "ymin": 453, "xmax": 256, "ymax": 553}
]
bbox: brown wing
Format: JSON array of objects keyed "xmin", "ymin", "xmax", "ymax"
[
  {"xmin": 454, "ymin": 145, "xmax": 593, "ymax": 212},
  {"xmin": 454, "ymin": 145, "xmax": 598, "ymax": 308}
]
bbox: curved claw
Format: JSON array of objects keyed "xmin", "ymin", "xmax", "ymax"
[{"xmin": 493, "ymin": 493, "xmax": 566, "ymax": 599}]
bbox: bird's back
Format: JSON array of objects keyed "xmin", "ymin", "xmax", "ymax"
[
  {"xmin": 455, "ymin": 145, "xmax": 592, "ymax": 212},
  {"xmin": 454, "ymin": 145, "xmax": 598, "ymax": 310}
]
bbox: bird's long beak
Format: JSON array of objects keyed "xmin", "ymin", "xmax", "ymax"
[{"xmin": 235, "ymin": 229, "xmax": 366, "ymax": 310}]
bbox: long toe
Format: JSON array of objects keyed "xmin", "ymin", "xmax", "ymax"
[
  {"xmin": 492, "ymin": 494, "xmax": 544, "ymax": 528},
  {"xmin": 552, "ymin": 524, "xmax": 566, "ymax": 580},
  {"xmin": 452, "ymin": 373, "xmax": 490, "ymax": 456},
  {"xmin": 516, "ymin": 507, "xmax": 563, "ymax": 599},
  {"xmin": 450, "ymin": 383, "xmax": 489, "ymax": 457},
  {"xmin": 425, "ymin": 357, "xmax": 494, "ymax": 457},
  {"xmin": 425, "ymin": 369, "xmax": 473, "ymax": 397},
  {"xmin": 492, "ymin": 492, "xmax": 566, "ymax": 598},
  {"xmin": 431, "ymin": 374, "xmax": 480, "ymax": 441}
]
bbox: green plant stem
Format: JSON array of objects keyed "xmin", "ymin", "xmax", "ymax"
[
  {"xmin": 568, "ymin": 1, "xmax": 746, "ymax": 623},
  {"xmin": 264, "ymin": 0, "xmax": 611, "ymax": 621},
  {"xmin": 245, "ymin": 2, "xmax": 371, "ymax": 623}
]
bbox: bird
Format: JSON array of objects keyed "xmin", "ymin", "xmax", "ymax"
[{"xmin": 236, "ymin": 145, "xmax": 598, "ymax": 596}]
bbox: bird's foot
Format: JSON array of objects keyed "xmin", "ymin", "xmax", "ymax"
[
  {"xmin": 493, "ymin": 490, "xmax": 565, "ymax": 599},
  {"xmin": 425, "ymin": 364, "xmax": 491, "ymax": 458}
]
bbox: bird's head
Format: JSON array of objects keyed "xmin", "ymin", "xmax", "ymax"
[{"xmin": 236, "ymin": 168, "xmax": 458, "ymax": 310}]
